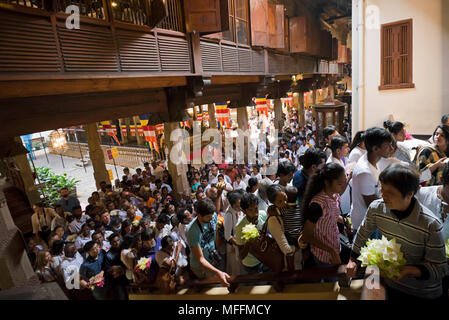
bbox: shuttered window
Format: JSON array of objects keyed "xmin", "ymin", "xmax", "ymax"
[
  {"xmin": 222, "ymin": 0, "xmax": 249, "ymax": 45},
  {"xmin": 380, "ymin": 19, "xmax": 414, "ymax": 90}
]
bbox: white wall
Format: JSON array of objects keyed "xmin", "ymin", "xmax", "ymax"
[{"xmin": 360, "ymin": 0, "xmax": 449, "ymax": 135}]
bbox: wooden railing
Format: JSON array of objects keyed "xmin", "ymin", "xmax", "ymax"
[
  {"xmin": 127, "ymin": 265, "xmax": 350, "ymax": 295},
  {"xmin": 55, "ymin": 0, "xmax": 106, "ymax": 19},
  {"xmin": 2, "ymin": 0, "xmax": 44, "ymax": 8},
  {"xmin": 111, "ymin": 0, "xmax": 147, "ymax": 25},
  {"xmin": 157, "ymin": 0, "xmax": 183, "ymax": 33}
]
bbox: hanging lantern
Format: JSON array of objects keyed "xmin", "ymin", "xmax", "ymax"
[{"xmin": 49, "ymin": 129, "xmax": 68, "ymax": 151}]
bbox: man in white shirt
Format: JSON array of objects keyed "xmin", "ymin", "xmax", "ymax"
[
  {"xmin": 61, "ymin": 243, "xmax": 84, "ymax": 287},
  {"xmin": 298, "ymin": 137, "xmax": 310, "ymax": 156},
  {"xmin": 350, "ymin": 127, "xmax": 394, "ymax": 230}
]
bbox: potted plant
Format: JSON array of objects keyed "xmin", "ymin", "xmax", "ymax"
[{"xmin": 36, "ymin": 167, "xmax": 80, "ymax": 207}]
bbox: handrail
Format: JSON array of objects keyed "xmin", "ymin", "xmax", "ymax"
[{"xmin": 127, "ymin": 265, "xmax": 350, "ymax": 295}]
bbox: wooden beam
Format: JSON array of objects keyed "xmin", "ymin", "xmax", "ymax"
[
  {"xmin": 0, "ymin": 76, "xmax": 188, "ymax": 99},
  {"xmin": 1, "ymin": 89, "xmax": 168, "ymax": 138},
  {"xmin": 210, "ymin": 75, "xmax": 262, "ymax": 85}
]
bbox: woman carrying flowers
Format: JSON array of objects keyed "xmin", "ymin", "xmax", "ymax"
[
  {"xmin": 346, "ymin": 163, "xmax": 449, "ymax": 300},
  {"xmin": 234, "ymin": 193, "xmax": 267, "ymax": 274}
]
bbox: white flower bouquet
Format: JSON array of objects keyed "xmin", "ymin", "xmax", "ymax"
[
  {"xmin": 358, "ymin": 236, "xmax": 406, "ymax": 280},
  {"xmin": 135, "ymin": 257, "xmax": 151, "ymax": 272},
  {"xmin": 242, "ymin": 224, "xmax": 259, "ymax": 242}
]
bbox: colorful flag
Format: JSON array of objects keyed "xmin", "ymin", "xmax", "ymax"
[
  {"xmin": 156, "ymin": 124, "xmax": 164, "ymax": 135},
  {"xmin": 121, "ymin": 125, "xmax": 127, "ymax": 137},
  {"xmin": 130, "ymin": 126, "xmax": 136, "ymax": 136},
  {"xmin": 215, "ymin": 102, "xmax": 230, "ymax": 128},
  {"xmin": 254, "ymin": 97, "xmax": 269, "ymax": 118}
]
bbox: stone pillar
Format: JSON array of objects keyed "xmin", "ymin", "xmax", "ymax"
[
  {"xmin": 164, "ymin": 122, "xmax": 190, "ymax": 197},
  {"xmin": 208, "ymin": 103, "xmax": 217, "ymax": 129},
  {"xmin": 273, "ymin": 99, "xmax": 284, "ymax": 131},
  {"xmin": 0, "ymin": 179, "xmax": 39, "ymax": 290},
  {"xmin": 85, "ymin": 123, "xmax": 109, "ymax": 189},
  {"xmin": 118, "ymin": 118, "xmax": 128, "ymax": 144},
  {"xmin": 133, "ymin": 116, "xmax": 144, "ymax": 146},
  {"xmin": 12, "ymin": 137, "xmax": 40, "ymax": 205}
]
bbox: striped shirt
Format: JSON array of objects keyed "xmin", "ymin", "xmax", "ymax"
[
  {"xmin": 309, "ymin": 192, "xmax": 341, "ymax": 264},
  {"xmin": 280, "ymin": 203, "xmax": 304, "ymax": 240},
  {"xmin": 352, "ymin": 199, "xmax": 449, "ymax": 299}
]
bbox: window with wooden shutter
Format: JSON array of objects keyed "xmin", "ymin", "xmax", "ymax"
[
  {"xmin": 268, "ymin": 3, "xmax": 285, "ymax": 49},
  {"xmin": 380, "ymin": 19, "xmax": 414, "ymax": 90},
  {"xmin": 250, "ymin": 0, "xmax": 269, "ymax": 47},
  {"xmin": 184, "ymin": 0, "xmax": 229, "ymax": 34},
  {"xmin": 221, "ymin": 0, "xmax": 249, "ymax": 45}
]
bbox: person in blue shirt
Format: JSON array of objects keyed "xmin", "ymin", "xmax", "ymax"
[
  {"xmin": 59, "ymin": 187, "xmax": 80, "ymax": 213},
  {"xmin": 137, "ymin": 228, "xmax": 161, "ymax": 284},
  {"xmin": 186, "ymin": 198, "xmax": 230, "ymax": 287},
  {"xmin": 293, "ymin": 148, "xmax": 327, "ymax": 204},
  {"xmin": 79, "ymin": 241, "xmax": 106, "ymax": 300}
]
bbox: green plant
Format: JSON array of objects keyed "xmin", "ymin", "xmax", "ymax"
[{"xmin": 36, "ymin": 167, "xmax": 80, "ymax": 207}]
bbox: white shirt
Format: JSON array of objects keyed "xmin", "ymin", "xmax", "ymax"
[
  {"xmin": 155, "ymin": 224, "xmax": 172, "ymax": 239},
  {"xmin": 61, "ymin": 252, "xmax": 84, "ymax": 285},
  {"xmin": 308, "ymin": 138, "xmax": 316, "ymax": 147},
  {"xmin": 298, "ymin": 144, "xmax": 310, "ymax": 156},
  {"xmin": 74, "ymin": 234, "xmax": 91, "ymax": 250},
  {"xmin": 350, "ymin": 154, "xmax": 381, "ymax": 230},
  {"xmin": 251, "ymin": 173, "xmax": 262, "ymax": 181},
  {"xmin": 242, "ymin": 174, "xmax": 251, "ymax": 186},
  {"xmin": 348, "ymin": 146, "xmax": 367, "ymax": 165},
  {"xmin": 233, "ymin": 180, "xmax": 246, "ymax": 190}
]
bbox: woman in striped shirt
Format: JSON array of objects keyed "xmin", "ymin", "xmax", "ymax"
[{"xmin": 301, "ymin": 163, "xmax": 348, "ymax": 267}]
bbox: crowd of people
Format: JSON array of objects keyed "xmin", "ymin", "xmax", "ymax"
[{"xmin": 26, "ymin": 107, "xmax": 449, "ymax": 300}]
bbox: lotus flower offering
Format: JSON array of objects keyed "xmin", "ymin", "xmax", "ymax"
[
  {"xmin": 87, "ymin": 271, "xmax": 104, "ymax": 291},
  {"xmin": 136, "ymin": 257, "xmax": 151, "ymax": 272},
  {"xmin": 358, "ymin": 236, "xmax": 406, "ymax": 280},
  {"xmin": 242, "ymin": 223, "xmax": 259, "ymax": 242}
]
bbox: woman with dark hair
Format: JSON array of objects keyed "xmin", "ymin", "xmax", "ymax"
[
  {"xmin": 35, "ymin": 250, "xmax": 58, "ymax": 283},
  {"xmin": 416, "ymin": 125, "xmax": 449, "ymax": 186},
  {"xmin": 246, "ymin": 177, "xmax": 259, "ymax": 193},
  {"xmin": 383, "ymin": 120, "xmax": 412, "ymax": 164},
  {"xmin": 348, "ymin": 131, "xmax": 366, "ymax": 164},
  {"xmin": 301, "ymin": 163, "xmax": 347, "ymax": 272},
  {"xmin": 120, "ymin": 234, "xmax": 141, "ymax": 283},
  {"xmin": 266, "ymin": 185, "xmax": 301, "ymax": 271}
]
